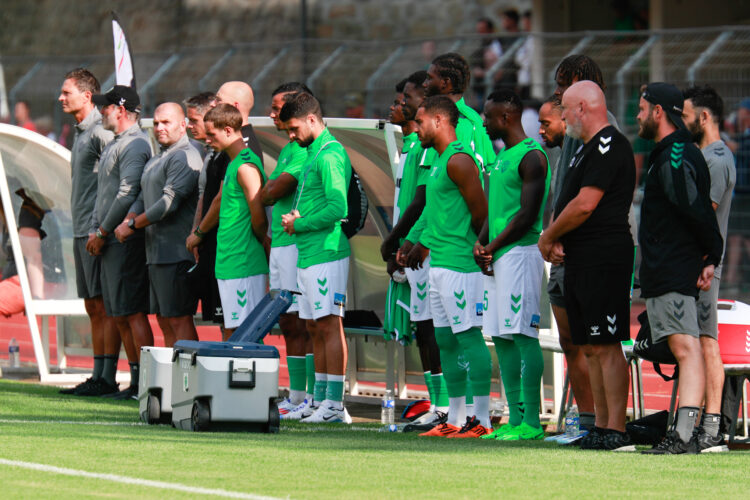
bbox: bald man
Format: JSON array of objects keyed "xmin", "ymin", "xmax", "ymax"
[
  {"xmin": 538, "ymin": 81, "xmax": 636, "ymax": 451},
  {"xmin": 115, "ymin": 102, "xmax": 202, "ymax": 346}
]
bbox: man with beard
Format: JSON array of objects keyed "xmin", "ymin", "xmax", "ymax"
[
  {"xmin": 539, "ymin": 81, "xmax": 635, "ymax": 451},
  {"xmin": 260, "ymin": 82, "xmax": 315, "ymax": 420},
  {"xmin": 636, "ymin": 82, "xmax": 723, "ymax": 454},
  {"xmin": 280, "ymin": 93, "xmax": 353, "ymax": 424},
  {"xmin": 682, "ymin": 85, "xmax": 735, "ymax": 452},
  {"xmin": 474, "ymin": 89, "xmax": 550, "ymax": 441},
  {"xmin": 538, "ymin": 96, "xmax": 566, "ymax": 150}
]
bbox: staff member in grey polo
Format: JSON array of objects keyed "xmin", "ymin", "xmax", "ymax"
[
  {"xmin": 115, "ymin": 102, "xmax": 201, "ymax": 345},
  {"xmin": 58, "ymin": 68, "xmax": 118, "ymax": 397},
  {"xmin": 87, "ymin": 85, "xmax": 154, "ymax": 400}
]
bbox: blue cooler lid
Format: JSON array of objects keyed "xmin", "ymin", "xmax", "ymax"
[{"xmin": 173, "ymin": 340, "xmax": 279, "ymax": 359}]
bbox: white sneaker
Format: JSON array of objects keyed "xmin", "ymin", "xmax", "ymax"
[
  {"xmin": 412, "ymin": 410, "xmax": 440, "ymax": 426},
  {"xmin": 277, "ymin": 398, "xmax": 298, "ymax": 415},
  {"xmin": 281, "ymin": 398, "xmax": 312, "ymax": 420},
  {"xmin": 300, "ymin": 403, "xmax": 352, "ymax": 424}
]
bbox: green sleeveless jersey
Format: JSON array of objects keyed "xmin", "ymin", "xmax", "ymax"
[
  {"xmin": 215, "ymin": 148, "xmax": 269, "ymax": 279},
  {"xmin": 488, "ymin": 137, "xmax": 550, "ymax": 259},
  {"xmin": 270, "ymin": 141, "xmax": 307, "ymax": 248},
  {"xmin": 419, "ymin": 140, "xmax": 483, "ymax": 273}
]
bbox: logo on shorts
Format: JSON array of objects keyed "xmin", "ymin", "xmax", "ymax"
[
  {"xmin": 475, "ymin": 303, "xmax": 483, "ymax": 317},
  {"xmin": 334, "ymin": 293, "xmax": 346, "ymax": 307},
  {"xmin": 530, "ymin": 314, "xmax": 540, "ymax": 330},
  {"xmin": 416, "ymin": 281, "xmax": 427, "ymax": 301},
  {"xmin": 454, "ymin": 289, "xmax": 466, "ymax": 310},
  {"xmin": 314, "ymin": 301, "xmax": 322, "ymax": 311},
  {"xmin": 413, "ymin": 305, "xmax": 419, "ymax": 314},
  {"xmin": 504, "ymin": 318, "xmax": 512, "ymax": 328},
  {"xmin": 318, "ymin": 278, "xmax": 328, "ymax": 296},
  {"xmin": 453, "ymin": 315, "xmax": 461, "ymax": 325},
  {"xmin": 607, "ymin": 314, "xmax": 617, "ymax": 335},
  {"xmin": 590, "ymin": 325, "xmax": 600, "ymax": 336},
  {"xmin": 236, "ymin": 289, "xmax": 247, "ymax": 307},
  {"xmin": 510, "ymin": 293, "xmax": 522, "ymax": 314},
  {"xmin": 698, "ymin": 302, "xmax": 711, "ymax": 323},
  {"xmin": 231, "ymin": 312, "xmax": 239, "ymax": 320},
  {"xmin": 673, "ymin": 299, "xmax": 685, "ymax": 320}
]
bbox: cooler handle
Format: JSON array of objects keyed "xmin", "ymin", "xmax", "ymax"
[{"xmin": 228, "ymin": 360, "xmax": 256, "ymax": 389}]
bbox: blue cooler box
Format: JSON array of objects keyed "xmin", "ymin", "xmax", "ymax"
[{"xmin": 170, "ymin": 341, "xmax": 280, "ymax": 432}]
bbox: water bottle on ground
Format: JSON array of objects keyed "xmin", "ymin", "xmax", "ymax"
[
  {"xmin": 565, "ymin": 404, "xmax": 579, "ymax": 437},
  {"xmin": 9, "ymin": 338, "xmax": 20, "ymax": 368},
  {"xmin": 381, "ymin": 389, "xmax": 396, "ymax": 432},
  {"xmin": 490, "ymin": 399, "xmax": 505, "ymax": 423}
]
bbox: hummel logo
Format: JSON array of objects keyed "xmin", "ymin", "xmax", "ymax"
[
  {"xmin": 118, "ymin": 97, "xmax": 126, "ymax": 106},
  {"xmin": 453, "ymin": 315, "xmax": 461, "ymax": 325},
  {"xmin": 505, "ymin": 318, "xmax": 512, "ymax": 328},
  {"xmin": 591, "ymin": 325, "xmax": 600, "ymax": 336},
  {"xmin": 314, "ymin": 301, "xmax": 322, "ymax": 310},
  {"xmin": 607, "ymin": 314, "xmax": 616, "ymax": 324},
  {"xmin": 600, "ymin": 136, "xmax": 612, "ymax": 144},
  {"xmin": 417, "ymin": 291, "xmax": 427, "ymax": 301},
  {"xmin": 607, "ymin": 314, "xmax": 617, "ymax": 334},
  {"xmin": 598, "ymin": 144, "xmax": 610, "ymax": 155},
  {"xmin": 416, "ymin": 282, "xmax": 427, "ymax": 291},
  {"xmin": 673, "ymin": 300, "xmax": 684, "ymax": 310}
]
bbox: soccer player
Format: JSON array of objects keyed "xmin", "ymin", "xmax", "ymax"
[
  {"xmin": 202, "ymin": 103, "xmax": 269, "ymax": 337},
  {"xmin": 57, "ymin": 68, "xmax": 119, "ymax": 396},
  {"xmin": 381, "ymin": 71, "xmax": 449, "ymax": 428},
  {"xmin": 400, "ymin": 96, "xmax": 492, "ymax": 438},
  {"xmin": 636, "ymin": 83, "xmax": 723, "ymax": 454},
  {"xmin": 539, "ymin": 81, "xmax": 635, "ymax": 451},
  {"xmin": 682, "ymin": 85, "xmax": 735, "ymax": 452},
  {"xmin": 114, "ymin": 102, "xmax": 202, "ymax": 346},
  {"xmin": 260, "ymin": 82, "xmax": 315, "ymax": 419},
  {"xmin": 280, "ymin": 93, "xmax": 353, "ymax": 424},
  {"xmin": 474, "ymin": 89, "xmax": 550, "ymax": 441},
  {"xmin": 538, "ymin": 96, "xmax": 565, "ymax": 149},
  {"xmin": 87, "ymin": 85, "xmax": 154, "ymax": 399}
]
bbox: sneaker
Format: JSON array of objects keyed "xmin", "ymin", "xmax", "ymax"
[
  {"xmin": 419, "ymin": 422, "xmax": 460, "ymax": 437},
  {"xmin": 579, "ymin": 427, "xmax": 607, "ymax": 449},
  {"xmin": 59, "ymin": 378, "xmax": 95, "ymax": 395},
  {"xmin": 448, "ymin": 416, "xmax": 492, "ymax": 438},
  {"xmin": 689, "ymin": 428, "xmax": 729, "ymax": 453},
  {"xmin": 602, "ymin": 430, "xmax": 636, "ymax": 452},
  {"xmin": 76, "ymin": 378, "xmax": 119, "ymax": 397},
  {"xmin": 103, "ymin": 385, "xmax": 137, "ymax": 400},
  {"xmin": 498, "ymin": 422, "xmax": 544, "ymax": 441},
  {"xmin": 281, "ymin": 399, "xmax": 311, "ymax": 420},
  {"xmin": 403, "ymin": 411, "xmax": 446, "ymax": 433},
  {"xmin": 642, "ymin": 430, "xmax": 695, "ymax": 455},
  {"xmin": 482, "ymin": 423, "xmax": 518, "ymax": 440},
  {"xmin": 299, "ymin": 403, "xmax": 351, "ymax": 424},
  {"xmin": 277, "ymin": 398, "xmax": 298, "ymax": 415}
]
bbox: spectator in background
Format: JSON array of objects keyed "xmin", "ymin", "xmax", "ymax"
[
  {"xmin": 470, "ymin": 17, "xmax": 502, "ymax": 105},
  {"xmin": 724, "ymin": 98, "xmax": 750, "ymax": 291},
  {"xmin": 515, "ymin": 11, "xmax": 534, "ymax": 100},
  {"xmin": 490, "ymin": 10, "xmax": 521, "ymax": 95},
  {"xmin": 14, "ymin": 101, "xmax": 36, "ymax": 132}
]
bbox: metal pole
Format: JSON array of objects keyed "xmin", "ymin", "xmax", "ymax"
[
  {"xmin": 301, "ymin": 0, "xmax": 308, "ymax": 79},
  {"xmin": 0, "ymin": 59, "xmax": 9, "ymax": 119},
  {"xmin": 364, "ymin": 45, "xmax": 404, "ymax": 118},
  {"xmin": 686, "ymin": 31, "xmax": 733, "ymax": 85},
  {"xmin": 140, "ymin": 54, "xmax": 182, "ymax": 116},
  {"xmin": 483, "ymin": 36, "xmax": 526, "ymax": 93},
  {"xmin": 251, "ymin": 46, "xmax": 290, "ymax": 90},
  {"xmin": 306, "ymin": 45, "xmax": 346, "ymax": 92},
  {"xmin": 199, "ymin": 48, "xmax": 236, "ymax": 91},
  {"xmin": 615, "ymin": 34, "xmax": 660, "ymax": 134}
]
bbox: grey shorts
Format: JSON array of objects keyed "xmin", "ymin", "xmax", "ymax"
[
  {"xmin": 149, "ymin": 261, "xmax": 198, "ymax": 318},
  {"xmin": 73, "ymin": 236, "xmax": 102, "ymax": 299},
  {"xmin": 546, "ymin": 263, "xmax": 565, "ymax": 307},
  {"xmin": 696, "ymin": 277, "xmax": 720, "ymax": 339},
  {"xmin": 646, "ymin": 292, "xmax": 699, "ymax": 343},
  {"xmin": 100, "ymin": 236, "xmax": 149, "ymax": 317}
]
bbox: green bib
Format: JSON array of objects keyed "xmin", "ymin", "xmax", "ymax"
[
  {"xmin": 420, "ymin": 140, "xmax": 483, "ymax": 273},
  {"xmin": 488, "ymin": 138, "xmax": 550, "ymax": 259},
  {"xmin": 215, "ymin": 148, "xmax": 269, "ymax": 279},
  {"xmin": 270, "ymin": 141, "xmax": 307, "ymax": 248}
]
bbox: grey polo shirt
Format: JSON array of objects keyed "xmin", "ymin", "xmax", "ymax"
[
  {"xmin": 130, "ymin": 134, "xmax": 201, "ymax": 265},
  {"xmin": 94, "ymin": 124, "xmax": 152, "ymax": 238},
  {"xmin": 702, "ymin": 140, "xmax": 736, "ymax": 279},
  {"xmin": 70, "ymin": 107, "xmax": 114, "ymax": 237}
]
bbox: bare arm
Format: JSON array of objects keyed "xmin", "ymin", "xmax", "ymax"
[
  {"xmin": 260, "ymin": 172, "xmax": 298, "ymax": 206},
  {"xmin": 238, "ymin": 164, "xmax": 267, "ymax": 246},
  {"xmin": 446, "ymin": 153, "xmax": 487, "ymax": 236}
]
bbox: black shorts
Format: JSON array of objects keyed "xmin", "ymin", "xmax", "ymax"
[
  {"xmin": 101, "ymin": 235, "xmax": 150, "ymax": 317},
  {"xmin": 73, "ymin": 236, "xmax": 102, "ymax": 299},
  {"xmin": 193, "ymin": 237, "xmax": 223, "ymax": 323},
  {"xmin": 149, "ymin": 261, "xmax": 198, "ymax": 318},
  {"xmin": 564, "ymin": 265, "xmax": 631, "ymax": 345}
]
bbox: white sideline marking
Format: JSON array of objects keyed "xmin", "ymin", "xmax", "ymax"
[
  {"xmin": 0, "ymin": 459, "xmax": 284, "ymax": 500},
  {"xmin": 0, "ymin": 419, "xmax": 145, "ymax": 427}
]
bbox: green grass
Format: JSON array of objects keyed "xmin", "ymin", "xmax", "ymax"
[{"xmin": 0, "ymin": 380, "xmax": 747, "ymax": 499}]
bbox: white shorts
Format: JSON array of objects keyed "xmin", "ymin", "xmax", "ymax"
[
  {"xmin": 269, "ymin": 244, "xmax": 300, "ymax": 313},
  {"xmin": 483, "ymin": 245, "xmax": 544, "ymax": 339},
  {"xmin": 405, "ymin": 255, "xmax": 431, "ymax": 321},
  {"xmin": 298, "ymin": 257, "xmax": 349, "ymax": 320},
  {"xmin": 429, "ymin": 267, "xmax": 484, "ymax": 333},
  {"xmin": 218, "ymin": 274, "xmax": 268, "ymax": 329}
]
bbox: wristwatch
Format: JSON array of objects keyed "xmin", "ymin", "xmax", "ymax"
[
  {"xmin": 95, "ymin": 228, "xmax": 105, "ymax": 239},
  {"xmin": 128, "ymin": 218, "xmax": 136, "ymax": 230}
]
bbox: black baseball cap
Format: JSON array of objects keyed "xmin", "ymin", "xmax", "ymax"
[
  {"xmin": 92, "ymin": 85, "xmax": 140, "ymax": 112},
  {"xmin": 642, "ymin": 82, "xmax": 685, "ymax": 129}
]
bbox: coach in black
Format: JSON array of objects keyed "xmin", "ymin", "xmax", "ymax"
[
  {"xmin": 539, "ymin": 81, "xmax": 635, "ymax": 451},
  {"xmin": 637, "ymin": 82, "xmax": 723, "ymax": 454}
]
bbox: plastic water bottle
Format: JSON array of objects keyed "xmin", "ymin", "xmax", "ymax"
[
  {"xmin": 565, "ymin": 404, "xmax": 579, "ymax": 437},
  {"xmin": 490, "ymin": 399, "xmax": 505, "ymax": 423},
  {"xmin": 8, "ymin": 338, "xmax": 20, "ymax": 368},
  {"xmin": 381, "ymin": 389, "xmax": 396, "ymax": 432}
]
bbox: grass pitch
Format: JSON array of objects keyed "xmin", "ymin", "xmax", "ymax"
[{"xmin": 0, "ymin": 380, "xmax": 747, "ymax": 499}]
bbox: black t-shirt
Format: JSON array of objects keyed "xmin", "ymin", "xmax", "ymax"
[{"xmin": 554, "ymin": 125, "xmax": 635, "ymax": 269}]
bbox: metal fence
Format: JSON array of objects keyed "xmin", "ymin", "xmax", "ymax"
[{"xmin": 3, "ymin": 26, "xmax": 750, "ymax": 295}]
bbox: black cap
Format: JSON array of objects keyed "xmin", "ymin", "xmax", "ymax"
[
  {"xmin": 92, "ymin": 85, "xmax": 140, "ymax": 112},
  {"xmin": 642, "ymin": 82, "xmax": 685, "ymax": 130}
]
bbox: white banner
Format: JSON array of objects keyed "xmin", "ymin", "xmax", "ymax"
[{"xmin": 111, "ymin": 12, "xmax": 136, "ymax": 89}]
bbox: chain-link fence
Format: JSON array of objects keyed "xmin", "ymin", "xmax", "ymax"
[{"xmin": 3, "ymin": 26, "xmax": 750, "ymax": 296}]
